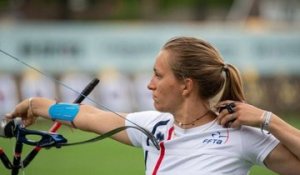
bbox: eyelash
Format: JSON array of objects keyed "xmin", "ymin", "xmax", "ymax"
[{"xmin": 154, "ymin": 72, "xmax": 162, "ymax": 79}]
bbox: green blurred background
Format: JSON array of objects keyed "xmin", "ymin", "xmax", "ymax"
[
  {"xmin": 0, "ymin": 0, "xmax": 300, "ymax": 174},
  {"xmin": 1, "ymin": 117, "xmax": 300, "ymax": 175}
]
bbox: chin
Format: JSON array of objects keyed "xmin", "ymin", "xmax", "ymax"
[
  {"xmin": 154, "ymin": 104, "xmax": 168, "ymax": 113},
  {"xmin": 154, "ymin": 103, "xmax": 162, "ymax": 111}
]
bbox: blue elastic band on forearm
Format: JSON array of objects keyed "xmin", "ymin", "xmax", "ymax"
[{"xmin": 48, "ymin": 103, "xmax": 79, "ymax": 122}]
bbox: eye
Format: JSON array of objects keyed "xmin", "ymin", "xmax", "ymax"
[
  {"xmin": 153, "ymin": 68, "xmax": 163, "ymax": 80},
  {"xmin": 154, "ymin": 72, "xmax": 162, "ymax": 79}
]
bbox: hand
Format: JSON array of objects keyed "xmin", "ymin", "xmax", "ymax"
[
  {"xmin": 6, "ymin": 98, "xmax": 38, "ymax": 127},
  {"xmin": 215, "ymin": 100, "xmax": 265, "ymax": 129}
]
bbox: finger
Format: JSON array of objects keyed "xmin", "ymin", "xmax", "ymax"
[
  {"xmin": 228, "ymin": 119, "xmax": 241, "ymax": 129},
  {"xmin": 217, "ymin": 103, "xmax": 236, "ymax": 119},
  {"xmin": 215, "ymin": 100, "xmax": 235, "ymax": 108},
  {"xmin": 26, "ymin": 111, "xmax": 37, "ymax": 126},
  {"xmin": 217, "ymin": 108, "xmax": 230, "ymax": 125},
  {"xmin": 5, "ymin": 113, "xmax": 13, "ymax": 119},
  {"xmin": 9, "ymin": 99, "xmax": 30, "ymax": 119},
  {"xmin": 5, "ymin": 110, "xmax": 20, "ymax": 119},
  {"xmin": 215, "ymin": 100, "xmax": 242, "ymax": 110},
  {"xmin": 215, "ymin": 102, "xmax": 236, "ymax": 115},
  {"xmin": 220, "ymin": 113, "xmax": 237, "ymax": 127}
]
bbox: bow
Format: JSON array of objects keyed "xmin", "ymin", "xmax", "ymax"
[{"xmin": 0, "ymin": 49, "xmax": 160, "ymax": 175}]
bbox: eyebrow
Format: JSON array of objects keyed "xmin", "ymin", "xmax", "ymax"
[{"xmin": 153, "ymin": 67, "xmax": 161, "ymax": 75}]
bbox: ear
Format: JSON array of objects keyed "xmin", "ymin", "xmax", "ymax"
[{"xmin": 182, "ymin": 78, "xmax": 194, "ymax": 96}]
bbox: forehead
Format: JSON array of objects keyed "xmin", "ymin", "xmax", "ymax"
[{"xmin": 154, "ymin": 50, "xmax": 171, "ymax": 72}]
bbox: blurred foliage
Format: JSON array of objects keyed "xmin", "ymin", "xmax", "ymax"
[
  {"xmin": 0, "ymin": 0, "xmax": 9, "ymax": 6},
  {"xmin": 243, "ymin": 75, "xmax": 300, "ymax": 114},
  {"xmin": 160, "ymin": 0, "xmax": 234, "ymax": 8},
  {"xmin": 0, "ymin": 0, "xmax": 235, "ymax": 20}
]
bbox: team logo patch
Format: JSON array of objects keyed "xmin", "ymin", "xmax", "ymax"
[
  {"xmin": 156, "ymin": 132, "xmax": 165, "ymax": 142},
  {"xmin": 202, "ymin": 131, "xmax": 229, "ymax": 145}
]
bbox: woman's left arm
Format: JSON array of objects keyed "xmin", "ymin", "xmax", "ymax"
[{"xmin": 216, "ymin": 101, "xmax": 300, "ymax": 174}]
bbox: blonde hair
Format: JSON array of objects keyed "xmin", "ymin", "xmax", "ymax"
[{"xmin": 162, "ymin": 36, "xmax": 245, "ymax": 102}]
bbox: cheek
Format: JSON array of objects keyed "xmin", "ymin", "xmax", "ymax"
[
  {"xmin": 154, "ymin": 81, "xmax": 183, "ymax": 111},
  {"xmin": 166, "ymin": 80, "xmax": 183, "ymax": 93},
  {"xmin": 158, "ymin": 81, "xmax": 176, "ymax": 93},
  {"xmin": 159, "ymin": 82, "xmax": 182, "ymax": 101}
]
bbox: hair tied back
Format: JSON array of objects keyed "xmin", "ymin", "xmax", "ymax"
[{"xmin": 223, "ymin": 64, "xmax": 229, "ymax": 72}]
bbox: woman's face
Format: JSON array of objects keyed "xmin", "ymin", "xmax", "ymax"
[{"xmin": 147, "ymin": 50, "xmax": 185, "ymax": 113}]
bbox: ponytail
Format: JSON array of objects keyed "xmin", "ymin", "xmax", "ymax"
[{"xmin": 219, "ymin": 64, "xmax": 245, "ymax": 102}]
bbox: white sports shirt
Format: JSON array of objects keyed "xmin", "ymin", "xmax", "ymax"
[{"xmin": 125, "ymin": 111, "xmax": 279, "ymax": 175}]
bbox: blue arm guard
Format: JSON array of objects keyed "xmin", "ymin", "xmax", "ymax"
[{"xmin": 48, "ymin": 103, "xmax": 80, "ymax": 122}]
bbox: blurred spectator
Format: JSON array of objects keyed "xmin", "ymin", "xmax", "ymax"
[
  {"xmin": 20, "ymin": 69, "xmax": 56, "ymax": 100},
  {"xmin": 132, "ymin": 72, "xmax": 155, "ymax": 111},
  {"xmin": 59, "ymin": 72, "xmax": 96, "ymax": 104},
  {"xmin": 95, "ymin": 68, "xmax": 133, "ymax": 112},
  {"xmin": 0, "ymin": 74, "xmax": 18, "ymax": 115}
]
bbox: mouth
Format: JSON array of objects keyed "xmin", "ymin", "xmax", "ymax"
[{"xmin": 152, "ymin": 95, "xmax": 158, "ymax": 103}]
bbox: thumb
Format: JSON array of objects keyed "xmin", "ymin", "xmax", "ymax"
[{"xmin": 5, "ymin": 112, "xmax": 15, "ymax": 120}]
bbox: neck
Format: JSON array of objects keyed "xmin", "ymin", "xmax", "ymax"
[
  {"xmin": 175, "ymin": 110, "xmax": 211, "ymax": 126},
  {"xmin": 173, "ymin": 100, "xmax": 215, "ymax": 129}
]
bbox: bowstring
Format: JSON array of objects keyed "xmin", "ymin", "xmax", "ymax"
[{"xmin": 0, "ymin": 49, "xmax": 143, "ymax": 132}]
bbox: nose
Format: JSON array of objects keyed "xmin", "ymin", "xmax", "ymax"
[{"xmin": 147, "ymin": 77, "xmax": 155, "ymax": 91}]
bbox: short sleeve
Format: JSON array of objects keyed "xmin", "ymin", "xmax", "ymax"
[
  {"xmin": 240, "ymin": 126, "xmax": 280, "ymax": 166},
  {"xmin": 125, "ymin": 111, "xmax": 162, "ymax": 147}
]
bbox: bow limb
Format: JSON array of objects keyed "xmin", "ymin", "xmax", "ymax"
[{"xmin": 59, "ymin": 126, "xmax": 159, "ymax": 148}]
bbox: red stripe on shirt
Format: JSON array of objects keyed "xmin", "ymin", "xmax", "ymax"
[
  {"xmin": 224, "ymin": 128, "xmax": 230, "ymax": 143},
  {"xmin": 167, "ymin": 127, "xmax": 174, "ymax": 140},
  {"xmin": 152, "ymin": 142, "xmax": 165, "ymax": 175},
  {"xmin": 152, "ymin": 126, "xmax": 174, "ymax": 175}
]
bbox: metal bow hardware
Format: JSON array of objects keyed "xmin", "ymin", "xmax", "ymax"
[{"xmin": 0, "ymin": 49, "xmax": 160, "ymax": 175}]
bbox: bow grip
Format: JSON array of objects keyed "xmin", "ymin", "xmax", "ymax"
[{"xmin": 17, "ymin": 127, "xmax": 67, "ymax": 148}]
